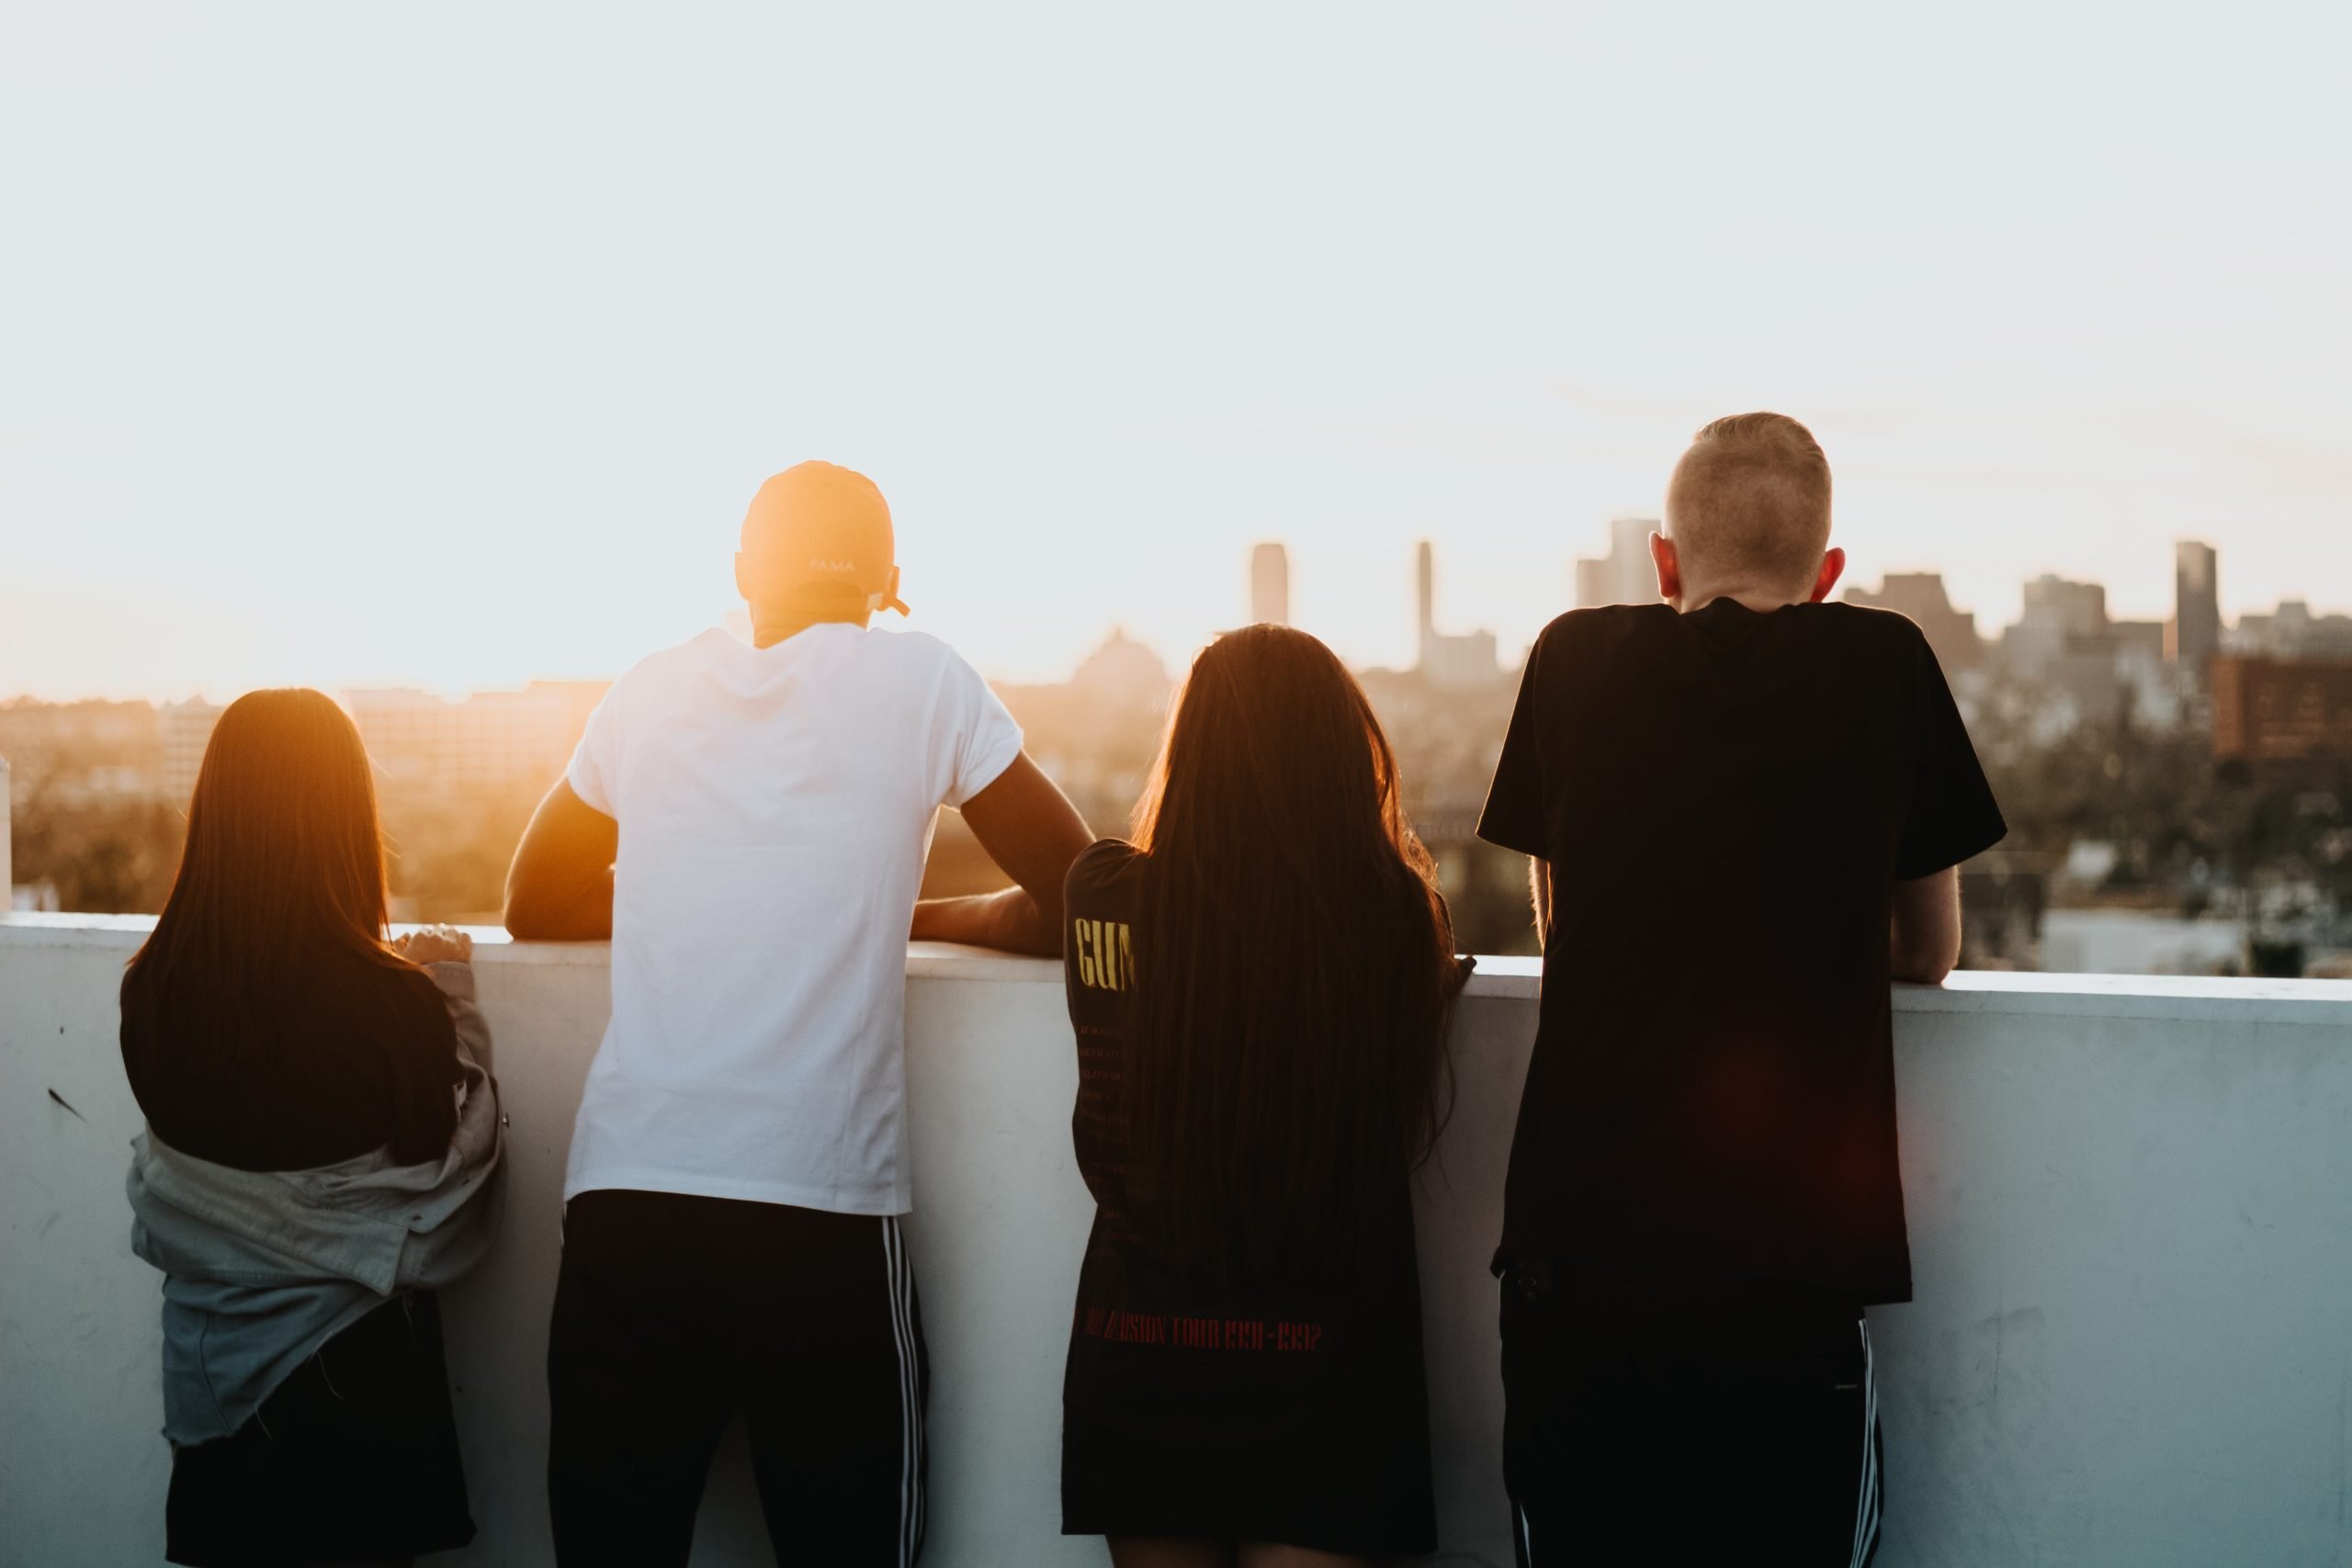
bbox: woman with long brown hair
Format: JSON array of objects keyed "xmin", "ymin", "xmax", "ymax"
[
  {"xmin": 1057, "ymin": 625, "xmax": 1469, "ymax": 1567},
  {"xmin": 120, "ymin": 688, "xmax": 502, "ymax": 1568}
]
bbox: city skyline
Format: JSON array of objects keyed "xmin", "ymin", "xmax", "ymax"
[
  {"xmin": 9, "ymin": 514, "xmax": 2347, "ymax": 706},
  {"xmin": 14, "ymin": 532, "xmax": 2350, "ymax": 969},
  {"xmin": 6, "ymin": 468, "xmax": 2349, "ymax": 703},
  {"xmin": 10, "ymin": 529, "xmax": 2339, "ymax": 705},
  {"xmin": 11, "ymin": 532, "xmax": 2334, "ymax": 716}
]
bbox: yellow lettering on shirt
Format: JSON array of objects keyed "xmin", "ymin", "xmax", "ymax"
[{"xmin": 1074, "ymin": 917, "xmax": 1136, "ymax": 991}]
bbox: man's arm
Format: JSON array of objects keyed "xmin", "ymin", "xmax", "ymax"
[
  {"xmin": 1528, "ymin": 856, "xmax": 1554, "ymax": 948},
  {"xmin": 910, "ymin": 754, "xmax": 1093, "ymax": 958},
  {"xmin": 504, "ymin": 780, "xmax": 618, "ymax": 941},
  {"xmin": 1890, "ymin": 864, "xmax": 1962, "ymax": 984}
]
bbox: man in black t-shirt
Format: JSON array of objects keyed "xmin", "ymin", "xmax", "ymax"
[{"xmin": 1477, "ymin": 412, "xmax": 2006, "ymax": 1565}]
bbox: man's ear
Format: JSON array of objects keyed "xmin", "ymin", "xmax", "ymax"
[
  {"xmin": 1809, "ymin": 547, "xmax": 1846, "ymax": 604},
  {"xmin": 1649, "ymin": 532, "xmax": 1681, "ymax": 604}
]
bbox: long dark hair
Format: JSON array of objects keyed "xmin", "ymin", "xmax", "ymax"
[
  {"xmin": 124, "ymin": 688, "xmax": 412, "ymax": 1026},
  {"xmin": 1126, "ymin": 625, "xmax": 1463, "ymax": 1281}
]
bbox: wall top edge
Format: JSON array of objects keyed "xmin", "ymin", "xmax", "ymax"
[{"xmin": 6, "ymin": 914, "xmax": 2349, "ymax": 1018}]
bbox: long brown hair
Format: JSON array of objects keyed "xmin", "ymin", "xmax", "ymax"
[
  {"xmin": 125, "ymin": 688, "xmax": 410, "ymax": 1023},
  {"xmin": 1126, "ymin": 625, "xmax": 1463, "ymax": 1281}
]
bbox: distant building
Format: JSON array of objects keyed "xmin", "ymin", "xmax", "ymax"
[
  {"xmin": 2211, "ymin": 656, "xmax": 2352, "ymax": 766},
  {"xmin": 160, "ymin": 700, "xmax": 223, "ymax": 804},
  {"xmin": 2112, "ymin": 621, "xmax": 2165, "ymax": 662},
  {"xmin": 1574, "ymin": 518, "xmax": 1658, "ymax": 609},
  {"xmin": 2112, "ymin": 620, "xmax": 2185, "ymax": 729},
  {"xmin": 345, "ymin": 682, "xmax": 607, "ymax": 796},
  {"xmin": 2169, "ymin": 540, "xmax": 2220, "ymax": 670},
  {"xmin": 1249, "ymin": 543, "xmax": 1289, "ymax": 626},
  {"xmin": 1996, "ymin": 576, "xmax": 2192, "ymax": 735},
  {"xmin": 989, "ymin": 631, "xmax": 1174, "ymax": 825},
  {"xmin": 2003, "ymin": 575, "xmax": 2111, "ymax": 681},
  {"xmin": 1845, "ymin": 572, "xmax": 1984, "ymax": 671},
  {"xmin": 2231, "ymin": 600, "xmax": 2352, "ymax": 661},
  {"xmin": 1070, "ymin": 629, "xmax": 1172, "ymax": 711},
  {"xmin": 1416, "ymin": 542, "xmax": 1500, "ymax": 690}
]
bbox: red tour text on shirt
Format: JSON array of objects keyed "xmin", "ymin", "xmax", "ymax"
[{"xmin": 1082, "ymin": 1306, "xmax": 1324, "ymax": 1352}]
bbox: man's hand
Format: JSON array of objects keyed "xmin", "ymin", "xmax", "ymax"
[
  {"xmin": 910, "ymin": 754, "xmax": 1093, "ymax": 957},
  {"xmin": 393, "ymin": 924, "xmax": 474, "ymax": 965},
  {"xmin": 504, "ymin": 780, "xmax": 618, "ymax": 941},
  {"xmin": 1890, "ymin": 865, "xmax": 1962, "ymax": 984}
]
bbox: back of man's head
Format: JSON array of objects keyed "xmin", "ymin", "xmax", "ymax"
[
  {"xmin": 1663, "ymin": 412, "xmax": 1833, "ymax": 598},
  {"xmin": 736, "ymin": 460, "xmax": 909, "ymax": 623}
]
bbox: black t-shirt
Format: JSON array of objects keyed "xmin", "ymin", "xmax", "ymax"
[
  {"xmin": 120, "ymin": 953, "xmax": 462, "ymax": 1172},
  {"xmin": 1058, "ymin": 840, "xmax": 1428, "ymax": 1423},
  {"xmin": 1477, "ymin": 600, "xmax": 2006, "ymax": 1304}
]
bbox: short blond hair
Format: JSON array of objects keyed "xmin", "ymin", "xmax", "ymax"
[{"xmin": 1665, "ymin": 412, "xmax": 1832, "ymax": 591}]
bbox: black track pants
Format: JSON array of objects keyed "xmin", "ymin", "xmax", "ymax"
[
  {"xmin": 1500, "ymin": 1264, "xmax": 1881, "ymax": 1567},
  {"xmin": 547, "ymin": 1189, "xmax": 929, "ymax": 1567}
]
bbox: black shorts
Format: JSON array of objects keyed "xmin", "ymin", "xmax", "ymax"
[
  {"xmin": 546, "ymin": 1189, "xmax": 929, "ymax": 1568},
  {"xmin": 164, "ymin": 1291, "xmax": 476, "ymax": 1568},
  {"xmin": 1500, "ymin": 1263, "xmax": 1881, "ymax": 1567}
]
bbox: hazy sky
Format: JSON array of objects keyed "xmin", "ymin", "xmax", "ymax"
[{"xmin": 5, "ymin": 2, "xmax": 2347, "ymax": 700}]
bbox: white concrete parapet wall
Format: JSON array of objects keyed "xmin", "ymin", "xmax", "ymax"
[{"xmin": 4, "ymin": 914, "xmax": 2352, "ymax": 1566}]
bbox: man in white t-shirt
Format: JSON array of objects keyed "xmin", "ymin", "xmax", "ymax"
[{"xmin": 505, "ymin": 460, "xmax": 1091, "ymax": 1566}]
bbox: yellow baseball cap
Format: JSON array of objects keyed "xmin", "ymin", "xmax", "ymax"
[{"xmin": 740, "ymin": 461, "xmax": 910, "ymax": 615}]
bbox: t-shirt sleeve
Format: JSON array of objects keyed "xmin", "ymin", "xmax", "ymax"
[
  {"xmin": 1060, "ymin": 839, "xmax": 1127, "ymax": 1011},
  {"xmin": 564, "ymin": 681, "xmax": 625, "ymax": 818},
  {"xmin": 1477, "ymin": 626, "xmax": 1553, "ymax": 859},
  {"xmin": 936, "ymin": 648, "xmax": 1026, "ymax": 808},
  {"xmin": 1060, "ymin": 839, "xmax": 1140, "ymax": 1024},
  {"xmin": 1894, "ymin": 632, "xmax": 2008, "ymax": 880}
]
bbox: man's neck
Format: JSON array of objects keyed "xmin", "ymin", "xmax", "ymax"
[
  {"xmin": 750, "ymin": 607, "xmax": 872, "ymax": 648},
  {"xmin": 1674, "ymin": 583, "xmax": 1805, "ymax": 615}
]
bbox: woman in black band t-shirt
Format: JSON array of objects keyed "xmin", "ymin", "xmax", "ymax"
[{"xmin": 1058, "ymin": 626, "xmax": 1470, "ymax": 1566}]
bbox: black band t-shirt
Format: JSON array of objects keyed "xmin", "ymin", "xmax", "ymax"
[
  {"xmin": 1056, "ymin": 840, "xmax": 1437, "ymax": 1554},
  {"xmin": 1059, "ymin": 840, "xmax": 1427, "ymax": 1377},
  {"xmin": 1477, "ymin": 600, "xmax": 2006, "ymax": 1305}
]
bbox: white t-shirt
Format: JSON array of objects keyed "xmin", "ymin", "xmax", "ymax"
[{"xmin": 560, "ymin": 623, "xmax": 1024, "ymax": 1213}]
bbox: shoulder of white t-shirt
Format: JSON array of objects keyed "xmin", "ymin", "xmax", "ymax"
[
  {"xmin": 605, "ymin": 626, "xmax": 739, "ymax": 692},
  {"xmin": 851, "ymin": 624, "xmax": 985, "ymax": 680}
]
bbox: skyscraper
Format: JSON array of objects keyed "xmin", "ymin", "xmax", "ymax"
[
  {"xmin": 1414, "ymin": 540, "xmax": 1500, "ymax": 689},
  {"xmin": 1575, "ymin": 518, "xmax": 1660, "ymax": 608},
  {"xmin": 1250, "ymin": 542, "xmax": 1290, "ymax": 626},
  {"xmin": 2169, "ymin": 540, "xmax": 2220, "ymax": 670},
  {"xmin": 1416, "ymin": 540, "xmax": 1436, "ymax": 655}
]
